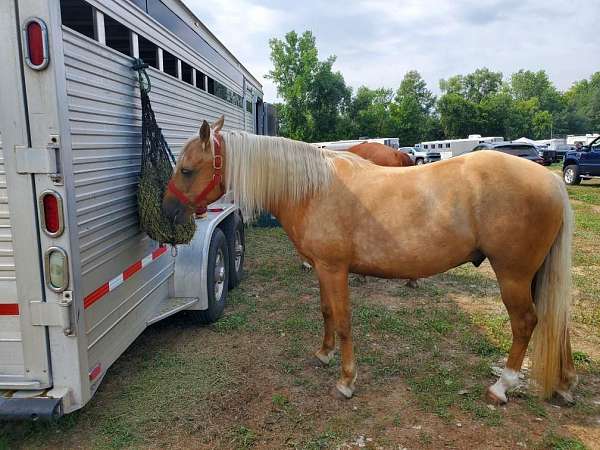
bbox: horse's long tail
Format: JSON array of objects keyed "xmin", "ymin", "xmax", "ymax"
[{"xmin": 530, "ymin": 180, "xmax": 573, "ymax": 398}]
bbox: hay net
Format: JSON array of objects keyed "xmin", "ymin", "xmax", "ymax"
[{"xmin": 134, "ymin": 59, "xmax": 195, "ymax": 245}]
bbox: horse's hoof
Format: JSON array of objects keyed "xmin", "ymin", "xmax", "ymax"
[
  {"xmin": 406, "ymin": 279, "xmax": 419, "ymax": 288},
  {"xmin": 550, "ymin": 390, "xmax": 576, "ymax": 407},
  {"xmin": 332, "ymin": 383, "xmax": 353, "ymax": 400},
  {"xmin": 315, "ymin": 350, "xmax": 334, "ymax": 365},
  {"xmin": 486, "ymin": 387, "xmax": 507, "ymax": 405},
  {"xmin": 301, "ymin": 262, "xmax": 313, "ymax": 272}
]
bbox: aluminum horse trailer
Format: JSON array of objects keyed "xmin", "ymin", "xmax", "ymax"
[{"xmin": 0, "ymin": 0, "xmax": 270, "ymax": 419}]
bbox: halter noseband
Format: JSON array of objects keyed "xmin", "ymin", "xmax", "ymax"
[{"xmin": 167, "ymin": 133, "xmax": 223, "ymax": 216}]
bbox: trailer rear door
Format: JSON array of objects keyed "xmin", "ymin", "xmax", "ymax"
[{"xmin": 0, "ymin": 1, "xmax": 52, "ymax": 390}]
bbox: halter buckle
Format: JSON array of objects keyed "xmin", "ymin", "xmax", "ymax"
[{"xmin": 213, "ymin": 154, "xmax": 223, "ymax": 170}]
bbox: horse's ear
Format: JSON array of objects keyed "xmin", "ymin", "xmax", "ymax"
[
  {"xmin": 212, "ymin": 115, "xmax": 224, "ymax": 133},
  {"xmin": 199, "ymin": 120, "xmax": 210, "ymax": 142}
]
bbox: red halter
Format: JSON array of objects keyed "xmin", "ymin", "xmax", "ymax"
[{"xmin": 167, "ymin": 133, "xmax": 223, "ymax": 216}]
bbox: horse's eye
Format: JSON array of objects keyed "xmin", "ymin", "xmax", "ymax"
[{"xmin": 180, "ymin": 167, "xmax": 194, "ymax": 176}]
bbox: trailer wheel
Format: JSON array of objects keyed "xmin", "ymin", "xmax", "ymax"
[
  {"xmin": 190, "ymin": 228, "xmax": 229, "ymax": 324},
  {"xmin": 228, "ymin": 214, "xmax": 245, "ymax": 289}
]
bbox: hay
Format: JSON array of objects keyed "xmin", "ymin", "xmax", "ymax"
[
  {"xmin": 137, "ymin": 158, "xmax": 195, "ymax": 246},
  {"xmin": 134, "ymin": 59, "xmax": 195, "ymax": 245}
]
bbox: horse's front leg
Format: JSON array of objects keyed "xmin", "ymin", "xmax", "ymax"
[
  {"xmin": 315, "ymin": 280, "xmax": 336, "ymax": 365},
  {"xmin": 314, "ymin": 264, "xmax": 356, "ymax": 399}
]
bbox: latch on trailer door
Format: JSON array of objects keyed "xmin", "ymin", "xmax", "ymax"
[
  {"xmin": 29, "ymin": 291, "xmax": 74, "ymax": 336},
  {"xmin": 14, "ymin": 135, "xmax": 62, "ymax": 184}
]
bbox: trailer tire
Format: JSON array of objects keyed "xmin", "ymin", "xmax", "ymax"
[
  {"xmin": 228, "ymin": 213, "xmax": 245, "ymax": 289},
  {"xmin": 190, "ymin": 228, "xmax": 229, "ymax": 324}
]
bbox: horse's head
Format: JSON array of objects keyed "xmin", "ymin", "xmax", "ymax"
[{"xmin": 162, "ymin": 116, "xmax": 226, "ymax": 224}]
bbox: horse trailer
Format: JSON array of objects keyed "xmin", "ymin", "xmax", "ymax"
[
  {"xmin": 0, "ymin": 0, "xmax": 272, "ymax": 419},
  {"xmin": 419, "ymin": 135, "xmax": 504, "ymax": 160}
]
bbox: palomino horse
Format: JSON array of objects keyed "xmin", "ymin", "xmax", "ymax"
[
  {"xmin": 347, "ymin": 142, "xmax": 414, "ymax": 167},
  {"xmin": 163, "ymin": 117, "xmax": 576, "ymax": 405}
]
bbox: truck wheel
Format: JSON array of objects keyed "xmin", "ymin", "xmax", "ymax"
[
  {"xmin": 563, "ymin": 165, "xmax": 581, "ymax": 185},
  {"xmin": 228, "ymin": 213, "xmax": 245, "ymax": 289},
  {"xmin": 416, "ymin": 158, "xmax": 425, "ymax": 165},
  {"xmin": 190, "ymin": 228, "xmax": 229, "ymax": 324}
]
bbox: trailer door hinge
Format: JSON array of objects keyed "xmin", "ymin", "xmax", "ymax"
[
  {"xmin": 29, "ymin": 291, "xmax": 74, "ymax": 336},
  {"xmin": 15, "ymin": 136, "xmax": 61, "ymax": 183}
]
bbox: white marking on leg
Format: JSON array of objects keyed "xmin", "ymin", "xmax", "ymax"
[{"xmin": 489, "ymin": 368, "xmax": 520, "ymax": 403}]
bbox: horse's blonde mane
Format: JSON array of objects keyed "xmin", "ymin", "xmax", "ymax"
[{"xmin": 222, "ymin": 131, "xmax": 358, "ymax": 220}]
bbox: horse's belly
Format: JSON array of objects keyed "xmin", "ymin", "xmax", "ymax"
[{"xmin": 349, "ymin": 239, "xmax": 475, "ymax": 279}]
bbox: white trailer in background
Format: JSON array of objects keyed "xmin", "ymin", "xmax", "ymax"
[
  {"xmin": 313, "ymin": 137, "xmax": 400, "ymax": 151},
  {"xmin": 567, "ymin": 134, "xmax": 600, "ymax": 146},
  {"xmin": 0, "ymin": 0, "xmax": 271, "ymax": 419},
  {"xmin": 419, "ymin": 135, "xmax": 504, "ymax": 160}
]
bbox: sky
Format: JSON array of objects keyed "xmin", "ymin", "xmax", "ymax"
[{"xmin": 186, "ymin": 0, "xmax": 600, "ymax": 102}]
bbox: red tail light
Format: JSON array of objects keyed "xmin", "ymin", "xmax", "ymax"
[
  {"xmin": 39, "ymin": 190, "xmax": 64, "ymax": 237},
  {"xmin": 23, "ymin": 18, "xmax": 49, "ymax": 70}
]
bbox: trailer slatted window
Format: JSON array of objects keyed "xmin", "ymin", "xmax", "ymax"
[
  {"xmin": 162, "ymin": 51, "xmax": 178, "ymax": 77},
  {"xmin": 60, "ymin": 0, "xmax": 95, "ymax": 39},
  {"xmin": 138, "ymin": 35, "xmax": 158, "ymax": 68},
  {"xmin": 207, "ymin": 77, "xmax": 215, "ymax": 95},
  {"xmin": 246, "ymin": 100, "xmax": 253, "ymax": 113},
  {"xmin": 195, "ymin": 70, "xmax": 206, "ymax": 90},
  {"xmin": 181, "ymin": 61, "xmax": 193, "ymax": 85},
  {"xmin": 104, "ymin": 14, "xmax": 131, "ymax": 56}
]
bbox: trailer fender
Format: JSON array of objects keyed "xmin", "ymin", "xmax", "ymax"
[{"xmin": 173, "ymin": 204, "xmax": 238, "ymax": 309}]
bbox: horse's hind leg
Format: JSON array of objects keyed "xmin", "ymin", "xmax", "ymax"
[
  {"xmin": 314, "ymin": 263, "xmax": 356, "ymax": 399},
  {"xmin": 487, "ymin": 274, "xmax": 537, "ymax": 404}
]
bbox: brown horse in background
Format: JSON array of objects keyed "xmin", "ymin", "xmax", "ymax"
[
  {"xmin": 163, "ymin": 117, "xmax": 576, "ymax": 406},
  {"xmin": 348, "ymin": 142, "xmax": 413, "ymax": 167}
]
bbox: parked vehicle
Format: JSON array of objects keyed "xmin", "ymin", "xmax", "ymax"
[
  {"xmin": 419, "ymin": 135, "xmax": 504, "ymax": 160},
  {"xmin": 536, "ymin": 145, "xmax": 557, "ymax": 165},
  {"xmin": 399, "ymin": 147, "xmax": 441, "ymax": 165},
  {"xmin": 471, "ymin": 142, "xmax": 546, "ymax": 165},
  {"xmin": 563, "ymin": 136, "xmax": 600, "ymax": 185},
  {"xmin": 0, "ymin": 0, "xmax": 271, "ymax": 419}
]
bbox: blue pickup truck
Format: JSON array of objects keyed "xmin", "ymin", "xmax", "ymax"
[{"xmin": 563, "ymin": 136, "xmax": 600, "ymax": 185}]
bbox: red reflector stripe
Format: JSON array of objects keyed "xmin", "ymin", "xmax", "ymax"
[
  {"xmin": 89, "ymin": 363, "xmax": 102, "ymax": 381},
  {"xmin": 0, "ymin": 304, "xmax": 20, "ymax": 315},
  {"xmin": 84, "ymin": 246, "xmax": 167, "ymax": 309},
  {"xmin": 27, "ymin": 21, "xmax": 44, "ymax": 67},
  {"xmin": 83, "ymin": 284, "xmax": 110, "ymax": 309},
  {"xmin": 123, "ymin": 260, "xmax": 142, "ymax": 281},
  {"xmin": 152, "ymin": 246, "xmax": 167, "ymax": 259}
]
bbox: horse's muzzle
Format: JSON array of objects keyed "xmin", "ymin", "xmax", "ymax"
[{"xmin": 162, "ymin": 196, "xmax": 190, "ymax": 225}]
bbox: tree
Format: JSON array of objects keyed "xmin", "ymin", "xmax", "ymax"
[
  {"xmin": 390, "ymin": 70, "xmax": 436, "ymax": 145},
  {"xmin": 437, "ymin": 93, "xmax": 480, "ymax": 138},
  {"xmin": 510, "ymin": 69, "xmax": 562, "ymax": 112},
  {"xmin": 440, "ymin": 68, "xmax": 502, "ymax": 103},
  {"xmin": 462, "ymin": 68, "xmax": 503, "ymax": 103},
  {"xmin": 345, "ymin": 86, "xmax": 394, "ymax": 139},
  {"xmin": 267, "ymin": 30, "xmax": 350, "ymax": 141}
]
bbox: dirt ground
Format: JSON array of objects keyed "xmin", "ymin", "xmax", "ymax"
[{"xmin": 1, "ymin": 172, "xmax": 599, "ymax": 450}]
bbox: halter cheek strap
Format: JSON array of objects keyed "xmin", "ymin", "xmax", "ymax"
[{"xmin": 167, "ymin": 134, "xmax": 223, "ymax": 215}]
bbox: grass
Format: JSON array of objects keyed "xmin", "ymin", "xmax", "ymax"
[{"xmin": 1, "ymin": 170, "xmax": 599, "ymax": 449}]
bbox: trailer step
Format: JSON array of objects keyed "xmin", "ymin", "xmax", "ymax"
[{"xmin": 146, "ymin": 297, "xmax": 198, "ymax": 326}]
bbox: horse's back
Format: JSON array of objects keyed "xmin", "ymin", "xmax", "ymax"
[{"xmin": 347, "ymin": 142, "xmax": 411, "ymax": 167}]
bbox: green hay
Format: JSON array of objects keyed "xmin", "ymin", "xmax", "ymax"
[{"xmin": 138, "ymin": 159, "xmax": 195, "ymax": 245}]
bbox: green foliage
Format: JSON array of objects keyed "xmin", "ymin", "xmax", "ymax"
[{"xmin": 268, "ymin": 30, "xmax": 599, "ymax": 144}]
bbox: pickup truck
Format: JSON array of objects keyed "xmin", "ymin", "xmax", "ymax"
[
  {"xmin": 400, "ymin": 147, "xmax": 441, "ymax": 165},
  {"xmin": 563, "ymin": 136, "xmax": 600, "ymax": 185}
]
